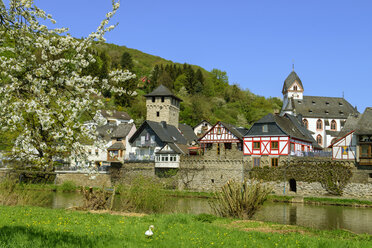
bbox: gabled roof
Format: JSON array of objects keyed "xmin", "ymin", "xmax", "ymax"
[
  {"xmin": 144, "ymin": 85, "xmax": 182, "ymax": 101},
  {"xmin": 108, "ymin": 142, "xmax": 125, "ymax": 150},
  {"xmin": 111, "ymin": 123, "xmax": 134, "ymax": 139},
  {"xmin": 129, "ymin": 120, "xmax": 187, "ymax": 145},
  {"xmin": 355, "ymin": 107, "xmax": 372, "ymax": 135},
  {"xmin": 156, "ymin": 143, "xmax": 189, "ymax": 155},
  {"xmin": 246, "ymin": 113, "xmax": 318, "ymax": 147},
  {"xmin": 193, "ymin": 120, "xmax": 212, "ymax": 129},
  {"xmin": 101, "ymin": 110, "xmax": 131, "ymax": 120},
  {"xmin": 178, "ymin": 123, "xmax": 199, "ymax": 144},
  {"xmin": 220, "ymin": 122, "xmax": 246, "ymax": 140},
  {"xmin": 96, "ymin": 124, "xmax": 118, "ymax": 142},
  {"xmin": 282, "ymin": 71, "xmax": 304, "ymax": 94},
  {"xmin": 291, "ymin": 96, "xmax": 358, "ymax": 119}
]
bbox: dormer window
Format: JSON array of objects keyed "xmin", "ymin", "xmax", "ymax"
[
  {"xmin": 309, "ymin": 109, "xmax": 313, "ymax": 113},
  {"xmin": 298, "ymin": 100, "xmax": 302, "ymax": 104},
  {"xmin": 339, "ymin": 111, "xmax": 344, "ymax": 115},
  {"xmin": 325, "ymin": 110, "xmax": 329, "ymax": 114},
  {"xmin": 262, "ymin": 125, "xmax": 268, "ymax": 133}
]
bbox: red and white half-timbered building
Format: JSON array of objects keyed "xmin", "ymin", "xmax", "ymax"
[
  {"xmin": 199, "ymin": 121, "xmax": 247, "ymax": 155},
  {"xmin": 329, "ymin": 130, "xmax": 356, "ymax": 160},
  {"xmin": 244, "ymin": 114, "xmax": 319, "ymax": 167}
]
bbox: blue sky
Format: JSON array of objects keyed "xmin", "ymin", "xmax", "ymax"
[{"xmin": 7, "ymin": 0, "xmax": 372, "ymax": 112}]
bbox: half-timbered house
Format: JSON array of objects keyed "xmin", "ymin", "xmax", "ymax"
[
  {"xmin": 244, "ymin": 113, "xmax": 320, "ymax": 167},
  {"xmin": 329, "ymin": 108, "xmax": 372, "ymax": 169},
  {"xmin": 198, "ymin": 121, "xmax": 248, "ymax": 158},
  {"xmin": 193, "ymin": 120, "xmax": 213, "ymax": 137}
]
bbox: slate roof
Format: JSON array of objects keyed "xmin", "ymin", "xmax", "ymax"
[
  {"xmin": 96, "ymin": 124, "xmax": 118, "ymax": 142},
  {"xmin": 220, "ymin": 122, "xmax": 246, "ymax": 140},
  {"xmin": 193, "ymin": 120, "xmax": 212, "ymax": 129},
  {"xmin": 355, "ymin": 108, "xmax": 372, "ymax": 135},
  {"xmin": 291, "ymin": 96, "xmax": 358, "ymax": 119},
  {"xmin": 178, "ymin": 123, "xmax": 199, "ymax": 144},
  {"xmin": 101, "ymin": 110, "xmax": 131, "ymax": 121},
  {"xmin": 246, "ymin": 113, "xmax": 321, "ymax": 148},
  {"xmin": 111, "ymin": 123, "xmax": 134, "ymax": 139},
  {"xmin": 108, "ymin": 142, "xmax": 125, "ymax": 150},
  {"xmin": 282, "ymin": 71, "xmax": 304, "ymax": 94},
  {"xmin": 129, "ymin": 120, "xmax": 187, "ymax": 145},
  {"xmin": 156, "ymin": 143, "xmax": 189, "ymax": 155},
  {"xmin": 96, "ymin": 123, "xmax": 134, "ymax": 142},
  {"xmin": 144, "ymin": 85, "xmax": 182, "ymax": 101}
]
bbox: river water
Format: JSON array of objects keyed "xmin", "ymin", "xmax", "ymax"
[{"xmin": 50, "ymin": 192, "xmax": 372, "ymax": 235}]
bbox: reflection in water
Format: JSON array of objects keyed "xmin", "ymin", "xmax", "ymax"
[{"xmin": 48, "ymin": 192, "xmax": 372, "ymax": 235}]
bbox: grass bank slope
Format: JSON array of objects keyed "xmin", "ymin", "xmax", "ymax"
[{"xmin": 0, "ymin": 206, "xmax": 371, "ymax": 248}]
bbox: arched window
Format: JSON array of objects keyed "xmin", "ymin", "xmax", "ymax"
[
  {"xmin": 316, "ymin": 134, "xmax": 322, "ymax": 145},
  {"xmin": 303, "ymin": 119, "xmax": 308, "ymax": 129},
  {"xmin": 293, "ymin": 86, "xmax": 298, "ymax": 91},
  {"xmin": 316, "ymin": 119, "xmax": 323, "ymax": 130},
  {"xmin": 331, "ymin": 120, "xmax": 337, "ymax": 130}
]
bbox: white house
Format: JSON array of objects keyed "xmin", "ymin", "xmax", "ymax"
[
  {"xmin": 280, "ymin": 70, "xmax": 359, "ymax": 148},
  {"xmin": 193, "ymin": 120, "xmax": 213, "ymax": 137}
]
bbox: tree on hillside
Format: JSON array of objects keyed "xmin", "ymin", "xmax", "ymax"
[
  {"xmin": 120, "ymin": 51, "xmax": 134, "ymax": 71},
  {"xmin": 0, "ymin": 0, "xmax": 135, "ymax": 169},
  {"xmin": 211, "ymin": 69, "xmax": 229, "ymax": 94}
]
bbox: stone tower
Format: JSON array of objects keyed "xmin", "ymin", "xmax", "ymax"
[{"xmin": 144, "ymin": 85, "xmax": 181, "ymax": 127}]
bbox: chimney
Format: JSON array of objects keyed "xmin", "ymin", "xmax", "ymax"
[{"xmin": 161, "ymin": 121, "xmax": 167, "ymax": 128}]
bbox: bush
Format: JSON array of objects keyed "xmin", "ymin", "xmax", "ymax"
[
  {"xmin": 210, "ymin": 180, "xmax": 271, "ymax": 219},
  {"xmin": 117, "ymin": 175, "xmax": 166, "ymax": 213},
  {"xmin": 193, "ymin": 213, "xmax": 217, "ymax": 223},
  {"xmin": 59, "ymin": 181, "xmax": 77, "ymax": 193}
]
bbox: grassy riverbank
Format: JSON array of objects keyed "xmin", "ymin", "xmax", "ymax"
[
  {"xmin": 268, "ymin": 195, "xmax": 372, "ymax": 207},
  {"xmin": 0, "ymin": 206, "xmax": 370, "ymax": 248}
]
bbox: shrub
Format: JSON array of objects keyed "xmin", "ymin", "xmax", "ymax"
[
  {"xmin": 117, "ymin": 175, "xmax": 166, "ymax": 213},
  {"xmin": 210, "ymin": 180, "xmax": 271, "ymax": 219},
  {"xmin": 59, "ymin": 181, "xmax": 77, "ymax": 193},
  {"xmin": 193, "ymin": 213, "xmax": 217, "ymax": 223}
]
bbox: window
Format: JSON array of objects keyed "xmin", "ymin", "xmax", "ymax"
[
  {"xmin": 152, "ymin": 97, "xmax": 155, "ymax": 102},
  {"xmin": 293, "ymin": 86, "xmax": 298, "ymax": 91},
  {"xmin": 224, "ymin": 143, "xmax": 232, "ymax": 150},
  {"xmin": 88, "ymin": 149, "xmax": 92, "ymax": 155},
  {"xmin": 262, "ymin": 125, "xmax": 268, "ymax": 133},
  {"xmin": 271, "ymin": 141, "xmax": 279, "ymax": 150},
  {"xmin": 161, "ymin": 96, "xmax": 165, "ymax": 102},
  {"xmin": 95, "ymin": 150, "xmax": 98, "ymax": 156},
  {"xmin": 303, "ymin": 119, "xmax": 308, "ymax": 129},
  {"xmin": 156, "ymin": 111, "xmax": 160, "ymax": 117},
  {"xmin": 316, "ymin": 134, "xmax": 322, "ymax": 145},
  {"xmin": 316, "ymin": 119, "xmax": 323, "ymax": 130},
  {"xmin": 301, "ymin": 145, "xmax": 305, "ymax": 151},
  {"xmin": 117, "ymin": 138, "xmax": 122, "ymax": 141},
  {"xmin": 271, "ymin": 158, "xmax": 279, "ymax": 167},
  {"xmin": 217, "ymin": 127, "xmax": 222, "ymax": 135},
  {"xmin": 253, "ymin": 142, "xmax": 260, "ymax": 150},
  {"xmin": 253, "ymin": 158, "xmax": 260, "ymax": 167},
  {"xmin": 361, "ymin": 145, "xmax": 371, "ymax": 157},
  {"xmin": 331, "ymin": 120, "xmax": 337, "ymax": 131},
  {"xmin": 217, "ymin": 143, "xmax": 221, "ymax": 155},
  {"xmin": 290, "ymin": 143, "xmax": 295, "ymax": 152}
]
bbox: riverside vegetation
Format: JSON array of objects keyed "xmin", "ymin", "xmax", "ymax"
[{"xmin": 0, "ymin": 205, "xmax": 371, "ymax": 248}]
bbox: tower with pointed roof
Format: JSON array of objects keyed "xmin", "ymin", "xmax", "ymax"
[
  {"xmin": 144, "ymin": 85, "xmax": 181, "ymax": 127},
  {"xmin": 281, "ymin": 70, "xmax": 304, "ymax": 116}
]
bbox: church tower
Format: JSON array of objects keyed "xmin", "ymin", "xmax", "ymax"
[
  {"xmin": 144, "ymin": 85, "xmax": 181, "ymax": 127},
  {"xmin": 281, "ymin": 70, "xmax": 304, "ymax": 116}
]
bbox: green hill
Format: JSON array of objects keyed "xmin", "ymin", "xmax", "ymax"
[{"xmin": 93, "ymin": 43, "xmax": 282, "ymax": 128}]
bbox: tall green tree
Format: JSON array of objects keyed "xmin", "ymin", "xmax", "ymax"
[{"xmin": 120, "ymin": 52, "xmax": 134, "ymax": 71}]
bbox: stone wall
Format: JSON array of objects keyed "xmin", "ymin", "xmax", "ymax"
[
  {"xmin": 203, "ymin": 142, "xmax": 243, "ymax": 160},
  {"xmin": 55, "ymin": 172, "xmax": 112, "ymax": 188},
  {"xmin": 146, "ymin": 97, "xmax": 180, "ymax": 127},
  {"xmin": 178, "ymin": 156, "xmax": 244, "ymax": 191},
  {"xmin": 109, "ymin": 161, "xmax": 155, "ymax": 184}
]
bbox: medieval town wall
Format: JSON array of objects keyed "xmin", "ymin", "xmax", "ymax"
[{"xmin": 55, "ymin": 172, "xmax": 112, "ymax": 188}]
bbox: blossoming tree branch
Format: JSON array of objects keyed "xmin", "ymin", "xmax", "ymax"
[{"xmin": 0, "ymin": 0, "xmax": 135, "ymax": 169}]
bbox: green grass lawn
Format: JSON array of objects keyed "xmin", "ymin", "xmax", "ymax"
[{"xmin": 0, "ymin": 206, "xmax": 371, "ymax": 248}]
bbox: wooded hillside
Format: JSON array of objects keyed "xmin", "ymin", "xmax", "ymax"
[{"xmin": 92, "ymin": 43, "xmax": 282, "ymax": 128}]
